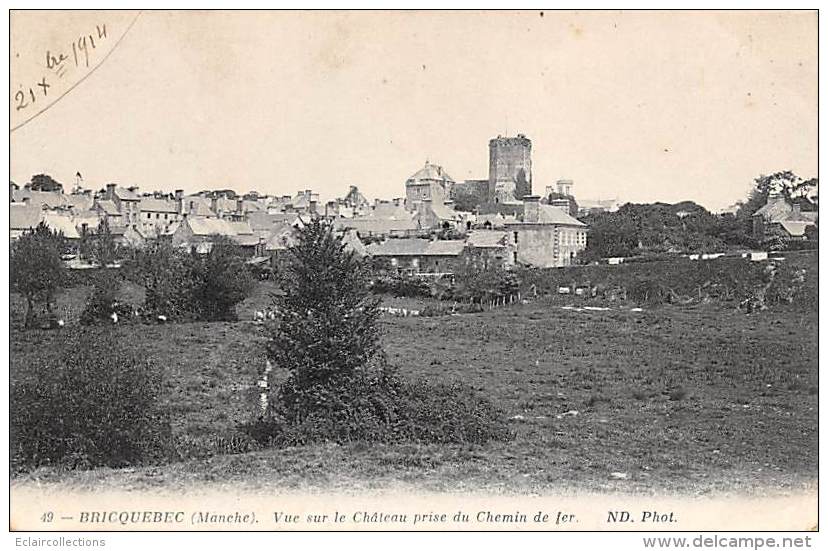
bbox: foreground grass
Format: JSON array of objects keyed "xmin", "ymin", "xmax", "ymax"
[{"xmin": 10, "ymin": 293, "xmax": 817, "ymax": 495}]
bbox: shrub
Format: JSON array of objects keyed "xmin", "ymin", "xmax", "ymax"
[
  {"xmin": 79, "ymin": 270, "xmax": 134, "ymax": 325},
  {"xmin": 10, "ymin": 328, "xmax": 175, "ymax": 472},
  {"xmin": 244, "ymin": 369, "xmax": 511, "ymax": 446},
  {"xmin": 124, "ymin": 237, "xmax": 253, "ymax": 322},
  {"xmin": 188, "ymin": 235, "xmax": 254, "ymax": 321},
  {"xmin": 124, "ymin": 240, "xmax": 196, "ymax": 321},
  {"xmin": 370, "ymin": 274, "xmax": 432, "ymax": 298}
]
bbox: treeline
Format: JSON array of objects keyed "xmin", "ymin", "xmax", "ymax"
[
  {"xmin": 10, "ymin": 223, "xmax": 255, "ymax": 328},
  {"xmin": 580, "ymin": 172, "xmax": 818, "ymax": 261}
]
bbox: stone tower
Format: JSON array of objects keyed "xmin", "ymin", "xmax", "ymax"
[{"xmin": 488, "ymin": 134, "xmax": 532, "ymax": 203}]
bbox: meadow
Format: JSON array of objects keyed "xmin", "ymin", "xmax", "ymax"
[{"xmin": 9, "ymin": 254, "xmax": 818, "ymax": 495}]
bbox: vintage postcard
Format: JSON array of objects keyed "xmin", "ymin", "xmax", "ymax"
[{"xmin": 7, "ymin": 9, "xmax": 818, "ymax": 539}]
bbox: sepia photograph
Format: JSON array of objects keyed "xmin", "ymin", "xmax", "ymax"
[{"xmin": 7, "ymin": 8, "xmax": 819, "ymax": 538}]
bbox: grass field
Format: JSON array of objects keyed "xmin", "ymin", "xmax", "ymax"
[{"xmin": 10, "ymin": 269, "xmax": 818, "ymax": 495}]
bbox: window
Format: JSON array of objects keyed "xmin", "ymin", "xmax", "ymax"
[
  {"xmin": 156, "ymin": 213, "xmax": 160, "ymax": 219},
  {"xmin": 513, "ymin": 251, "xmax": 518, "ymax": 263},
  {"xmin": 513, "ymin": 231, "xmax": 519, "ymax": 244}
]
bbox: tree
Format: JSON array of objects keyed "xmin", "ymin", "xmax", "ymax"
[
  {"xmin": 10, "ymin": 222, "xmax": 65, "ymax": 328},
  {"xmin": 125, "ymin": 240, "xmax": 194, "ymax": 320},
  {"xmin": 189, "ymin": 235, "xmax": 254, "ymax": 321},
  {"xmin": 545, "ymin": 191, "xmax": 579, "ymax": 218},
  {"xmin": 738, "ymin": 172, "xmax": 819, "ymax": 219},
  {"xmin": 28, "ymin": 173, "xmax": 63, "ymax": 192},
  {"xmin": 266, "ymin": 219, "xmax": 384, "ymax": 419},
  {"xmin": 248, "ymin": 219, "xmax": 510, "ymax": 446},
  {"xmin": 90, "ymin": 217, "xmax": 118, "ymax": 267}
]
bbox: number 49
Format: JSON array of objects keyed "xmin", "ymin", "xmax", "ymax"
[{"xmin": 41, "ymin": 511, "xmax": 54, "ymax": 523}]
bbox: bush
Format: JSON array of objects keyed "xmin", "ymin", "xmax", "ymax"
[
  {"xmin": 370, "ymin": 274, "xmax": 432, "ymax": 298},
  {"xmin": 243, "ymin": 368, "xmax": 511, "ymax": 446},
  {"xmin": 188, "ymin": 235, "xmax": 254, "ymax": 321},
  {"xmin": 79, "ymin": 271, "xmax": 134, "ymax": 325},
  {"xmin": 124, "ymin": 236, "xmax": 253, "ymax": 322},
  {"xmin": 10, "ymin": 328, "xmax": 175, "ymax": 472}
]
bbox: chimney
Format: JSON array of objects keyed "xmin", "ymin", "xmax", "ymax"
[
  {"xmin": 556, "ymin": 179, "xmax": 573, "ymax": 196},
  {"xmin": 175, "ymin": 190, "xmax": 184, "ymax": 215},
  {"xmin": 106, "ymin": 183, "xmax": 116, "ymax": 201},
  {"xmin": 523, "ymin": 195, "xmax": 541, "ymax": 223},
  {"xmin": 236, "ymin": 198, "xmax": 244, "ymax": 214},
  {"xmin": 792, "ymin": 202, "xmax": 802, "ymax": 217},
  {"xmin": 211, "ymin": 196, "xmax": 219, "ymax": 215}
]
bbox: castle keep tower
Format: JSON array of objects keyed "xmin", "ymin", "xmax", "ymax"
[{"xmin": 488, "ymin": 134, "xmax": 532, "ymax": 203}]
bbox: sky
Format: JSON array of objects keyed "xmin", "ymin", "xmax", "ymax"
[{"xmin": 10, "ymin": 10, "xmax": 818, "ymax": 210}]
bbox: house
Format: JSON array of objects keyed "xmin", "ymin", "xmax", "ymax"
[
  {"xmin": 11, "ymin": 187, "xmax": 93, "ymax": 211},
  {"xmin": 411, "ymin": 199, "xmax": 466, "ymax": 230},
  {"xmin": 464, "ymin": 230, "xmax": 516, "ymax": 270},
  {"xmin": 98, "ymin": 184, "xmax": 141, "ymax": 227},
  {"xmin": 367, "ymin": 238, "xmax": 466, "ymax": 274},
  {"xmin": 505, "ymin": 196, "xmax": 588, "ymax": 267},
  {"xmin": 111, "ymin": 224, "xmax": 146, "ymax": 249},
  {"xmin": 172, "ymin": 217, "xmax": 265, "ymax": 256},
  {"xmin": 139, "ymin": 195, "xmax": 181, "ymax": 235},
  {"xmin": 336, "ymin": 202, "xmax": 420, "ymax": 237},
  {"xmin": 752, "ymin": 193, "xmax": 818, "ymax": 240},
  {"xmin": 10, "ymin": 203, "xmax": 44, "ymax": 240}
]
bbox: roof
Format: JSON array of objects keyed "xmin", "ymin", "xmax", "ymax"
[
  {"xmin": 213, "ymin": 197, "xmax": 237, "ymax": 213},
  {"xmin": 185, "ymin": 196, "xmax": 216, "ymax": 217},
  {"xmin": 95, "ymin": 200, "xmax": 121, "ymax": 216},
  {"xmin": 112, "ymin": 187, "xmax": 140, "ymax": 201},
  {"xmin": 42, "ymin": 212, "xmax": 81, "ymax": 239},
  {"xmin": 248, "ymin": 211, "xmax": 291, "ymax": 231},
  {"xmin": 477, "ymin": 213, "xmax": 517, "ymax": 228},
  {"xmin": 428, "ymin": 200, "xmax": 462, "ymax": 221},
  {"xmin": 12, "ymin": 189, "xmax": 73, "ymax": 210},
  {"xmin": 231, "ymin": 233, "xmax": 263, "ymax": 247},
  {"xmin": 368, "ymin": 239, "xmax": 465, "ymax": 257},
  {"xmin": 140, "ymin": 197, "xmax": 178, "ymax": 213},
  {"xmin": 778, "ymin": 221, "xmax": 811, "ymax": 237},
  {"xmin": 466, "ymin": 230, "xmax": 510, "ymax": 248},
  {"xmin": 10, "ymin": 204, "xmax": 43, "ymax": 230},
  {"xmin": 185, "ymin": 217, "xmax": 237, "ymax": 236},
  {"xmin": 512, "ymin": 204, "xmax": 586, "ymax": 227},
  {"xmin": 407, "ymin": 162, "xmax": 454, "ymax": 183},
  {"xmin": 227, "ymin": 220, "xmax": 254, "ymax": 235},
  {"xmin": 336, "ymin": 216, "xmax": 419, "ymax": 234},
  {"xmin": 754, "ymin": 196, "xmax": 793, "ymax": 221},
  {"xmin": 343, "ymin": 186, "xmax": 369, "ymax": 207}
]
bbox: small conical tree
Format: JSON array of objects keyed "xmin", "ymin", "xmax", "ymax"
[{"xmin": 266, "ymin": 219, "xmax": 384, "ymax": 421}]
